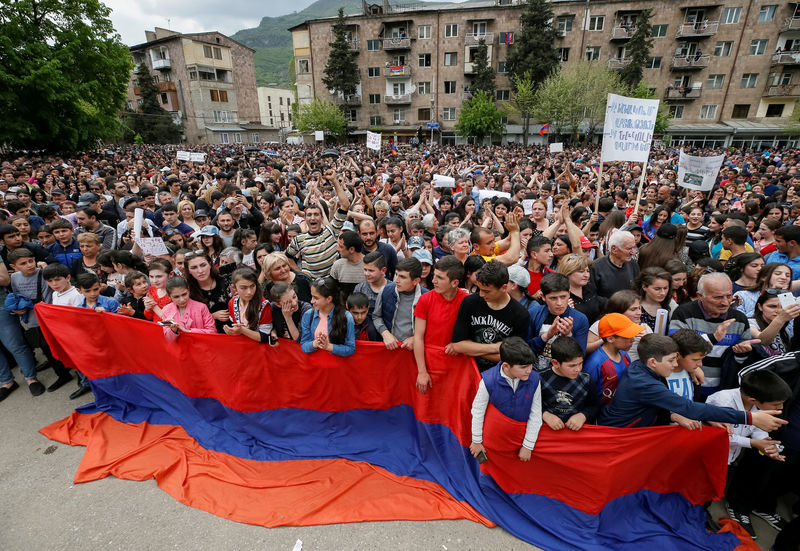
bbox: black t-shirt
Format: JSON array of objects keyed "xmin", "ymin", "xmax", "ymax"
[
  {"xmin": 194, "ymin": 276, "xmax": 230, "ymax": 333},
  {"xmin": 451, "ymin": 293, "xmax": 531, "ymax": 371}
]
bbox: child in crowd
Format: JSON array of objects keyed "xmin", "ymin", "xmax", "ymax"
[
  {"xmin": 76, "ymin": 272, "xmax": 120, "ymax": 313},
  {"xmin": 373, "ymin": 257, "xmax": 428, "ymax": 350},
  {"xmin": 143, "ymin": 259, "xmax": 172, "ymax": 322},
  {"xmin": 223, "ymin": 267, "xmax": 277, "ymax": 345},
  {"xmin": 160, "ymin": 276, "xmax": 216, "ymax": 341},
  {"xmin": 666, "ymin": 329, "xmax": 712, "ymax": 401},
  {"xmin": 270, "ymin": 281, "xmax": 310, "ymax": 342},
  {"xmin": 540, "ymin": 336, "xmax": 599, "ymax": 431},
  {"xmin": 353, "ymin": 251, "xmax": 387, "ymax": 313},
  {"xmin": 36, "ymin": 226, "xmax": 55, "ymax": 248},
  {"xmin": 47, "ymin": 218, "xmax": 81, "ymax": 270},
  {"xmin": 118, "ymin": 271, "xmax": 149, "ymax": 320},
  {"xmin": 43, "ymin": 262, "xmax": 83, "ymax": 307},
  {"xmin": 583, "ymin": 313, "xmax": 642, "ymax": 405},
  {"xmin": 470, "ymin": 336, "xmax": 542, "ymax": 462},
  {"xmin": 300, "ymin": 277, "xmax": 355, "ymax": 357},
  {"xmin": 525, "ymin": 236, "xmax": 554, "ymax": 298},
  {"xmin": 347, "ymin": 292, "xmax": 380, "ymax": 342}
]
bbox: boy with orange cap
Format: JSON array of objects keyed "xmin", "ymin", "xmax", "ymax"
[{"xmin": 582, "ymin": 313, "xmax": 644, "ymax": 405}]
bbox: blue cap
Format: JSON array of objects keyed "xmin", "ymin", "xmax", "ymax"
[
  {"xmin": 192, "ymin": 225, "xmax": 220, "ymax": 238},
  {"xmin": 412, "ymin": 248, "xmax": 433, "ymax": 265},
  {"xmin": 407, "ymin": 236, "xmax": 425, "ymax": 250}
]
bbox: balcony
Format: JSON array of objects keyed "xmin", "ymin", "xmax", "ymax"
[
  {"xmin": 671, "ymin": 54, "xmax": 711, "ymax": 70},
  {"xmin": 132, "ymin": 81, "xmax": 176, "ymax": 96},
  {"xmin": 610, "ymin": 25, "xmax": 635, "ymax": 40},
  {"xmin": 764, "ymin": 84, "xmax": 800, "ymax": 97},
  {"xmin": 607, "ymin": 57, "xmax": 632, "ymax": 70},
  {"xmin": 463, "ymin": 91, "xmax": 473, "ymax": 100},
  {"xmin": 384, "ymin": 94, "xmax": 412, "ymax": 105},
  {"xmin": 675, "ymin": 21, "xmax": 718, "ymax": 38},
  {"xmin": 465, "ymin": 32, "xmax": 494, "ymax": 46},
  {"xmin": 665, "ymin": 87, "xmax": 702, "ymax": 100},
  {"xmin": 464, "ymin": 62, "xmax": 477, "ymax": 74},
  {"xmin": 772, "ymin": 52, "xmax": 800, "ymax": 65},
  {"xmin": 152, "ymin": 58, "xmax": 171, "ymax": 70},
  {"xmin": 385, "ymin": 65, "xmax": 412, "ymax": 78},
  {"xmin": 334, "ymin": 94, "xmax": 362, "ymax": 105},
  {"xmin": 382, "ymin": 37, "xmax": 411, "ymax": 50},
  {"xmin": 783, "ymin": 17, "xmax": 800, "ymax": 31}
]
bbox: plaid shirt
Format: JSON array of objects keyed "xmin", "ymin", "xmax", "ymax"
[{"xmin": 539, "ymin": 368, "xmax": 600, "ymax": 423}]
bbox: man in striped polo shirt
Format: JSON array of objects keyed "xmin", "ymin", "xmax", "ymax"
[
  {"xmin": 669, "ymin": 272, "xmax": 760, "ymax": 398},
  {"xmin": 286, "ymin": 169, "xmax": 351, "ymax": 279}
]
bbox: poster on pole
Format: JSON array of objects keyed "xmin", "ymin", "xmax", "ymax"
[
  {"xmin": 366, "ymin": 131, "xmax": 382, "ymax": 151},
  {"xmin": 677, "ymin": 151, "xmax": 724, "ymax": 191},
  {"xmin": 432, "ymin": 174, "xmax": 455, "ymax": 188},
  {"xmin": 176, "ymin": 151, "xmax": 191, "ymax": 161},
  {"xmin": 133, "ymin": 208, "xmax": 144, "ymax": 240},
  {"xmin": 549, "ymin": 142, "xmax": 563, "ymax": 153},
  {"xmin": 314, "ymin": 131, "xmax": 324, "ymax": 142},
  {"xmin": 601, "ymin": 93, "xmax": 659, "ymax": 163}
]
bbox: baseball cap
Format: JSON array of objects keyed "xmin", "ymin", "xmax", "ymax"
[
  {"xmin": 412, "ymin": 248, "xmax": 433, "ymax": 265},
  {"xmin": 408, "ymin": 236, "xmax": 425, "ymax": 250},
  {"xmin": 598, "ymin": 313, "xmax": 644, "ymax": 339},
  {"xmin": 656, "ymin": 223, "xmax": 677, "ymax": 239},
  {"xmin": 579, "ymin": 235, "xmax": 594, "ymax": 249},
  {"xmin": 507, "ymin": 264, "xmax": 531, "ymax": 288},
  {"xmin": 194, "ymin": 209, "xmax": 210, "ymax": 219},
  {"xmin": 51, "ymin": 188, "xmax": 66, "ymax": 196},
  {"xmin": 121, "ymin": 195, "xmax": 138, "ymax": 209},
  {"xmin": 76, "ymin": 192, "xmax": 100, "ymax": 208},
  {"xmin": 192, "ymin": 225, "xmax": 220, "ymax": 238}
]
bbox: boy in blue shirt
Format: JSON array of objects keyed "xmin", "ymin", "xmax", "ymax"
[
  {"xmin": 470, "ymin": 336, "xmax": 542, "ymax": 462},
  {"xmin": 47, "ymin": 218, "xmax": 82, "ymax": 269},
  {"xmin": 583, "ymin": 313, "xmax": 642, "ymax": 405}
]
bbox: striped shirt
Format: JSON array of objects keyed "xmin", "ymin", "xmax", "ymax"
[{"xmin": 286, "ymin": 209, "xmax": 347, "ymax": 279}]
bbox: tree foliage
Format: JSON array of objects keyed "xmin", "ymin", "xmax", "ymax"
[
  {"xmin": 505, "ymin": 72, "xmax": 537, "ymax": 146},
  {"xmin": 469, "ymin": 39, "xmax": 496, "ymax": 97},
  {"xmin": 296, "ymin": 99, "xmax": 347, "ymax": 140},
  {"xmin": 124, "ymin": 63, "xmax": 183, "ymax": 144},
  {"xmin": 0, "ymin": 0, "xmax": 133, "ymax": 150},
  {"xmin": 630, "ymin": 81, "xmax": 670, "ymax": 135},
  {"xmin": 322, "ymin": 8, "xmax": 359, "ymax": 99},
  {"xmin": 506, "ymin": 0, "xmax": 559, "ymax": 91},
  {"xmin": 619, "ymin": 9, "xmax": 654, "ymax": 90},
  {"xmin": 455, "ymin": 90, "xmax": 505, "ymax": 143}
]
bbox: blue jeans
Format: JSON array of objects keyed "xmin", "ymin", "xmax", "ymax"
[{"xmin": 0, "ymin": 307, "xmax": 37, "ymax": 384}]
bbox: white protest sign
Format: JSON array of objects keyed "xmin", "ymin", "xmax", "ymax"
[
  {"xmin": 135, "ymin": 237, "xmax": 170, "ymax": 256},
  {"xmin": 549, "ymin": 142, "xmax": 563, "ymax": 153},
  {"xmin": 677, "ymin": 150, "xmax": 725, "ymax": 191},
  {"xmin": 366, "ymin": 131, "xmax": 382, "ymax": 151},
  {"xmin": 478, "ymin": 190, "xmax": 511, "ymax": 202},
  {"xmin": 189, "ymin": 152, "xmax": 206, "ymax": 162},
  {"xmin": 314, "ymin": 131, "xmax": 324, "ymax": 142},
  {"xmin": 133, "ymin": 208, "xmax": 144, "ymax": 240},
  {"xmin": 522, "ymin": 199, "xmax": 535, "ymax": 215},
  {"xmin": 176, "ymin": 151, "xmax": 191, "ymax": 161},
  {"xmin": 601, "ymin": 93, "xmax": 660, "ymax": 163},
  {"xmin": 432, "ymin": 174, "xmax": 455, "ymax": 188}
]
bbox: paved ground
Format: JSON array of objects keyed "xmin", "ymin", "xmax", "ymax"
[{"xmin": 0, "ymin": 365, "xmax": 787, "ymax": 550}]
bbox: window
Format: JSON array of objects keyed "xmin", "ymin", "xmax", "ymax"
[
  {"xmin": 189, "ymin": 69, "xmax": 197, "ymax": 80},
  {"xmin": 136, "ymin": 98, "xmax": 143, "ymax": 108},
  {"xmin": 585, "ymin": 46, "xmax": 600, "ymax": 61},
  {"xmin": 741, "ymin": 73, "xmax": 758, "ymax": 88},
  {"xmin": 496, "ymin": 90, "xmax": 510, "ymax": 101},
  {"xmin": 781, "ymin": 72, "xmax": 792, "ymax": 86},
  {"xmin": 279, "ymin": 97, "xmax": 283, "ymax": 105},
  {"xmin": 557, "ymin": 17, "xmax": 573, "ymax": 32},
  {"xmin": 203, "ymin": 45, "xmax": 213, "ymax": 58},
  {"xmin": 722, "ymin": 7, "xmax": 741, "ymax": 24},
  {"xmin": 418, "ymin": 25, "xmax": 432, "ymax": 39},
  {"xmin": 163, "ymin": 73, "xmax": 170, "ymax": 82},
  {"xmin": 126, "ymin": 100, "xmax": 133, "ymax": 110},
  {"xmin": 233, "ymin": 133, "xmax": 242, "ymax": 144},
  {"xmin": 252, "ymin": 133, "xmax": 259, "ymax": 143},
  {"xmin": 588, "ymin": 16, "xmax": 604, "ymax": 31},
  {"xmin": 297, "ymin": 59, "xmax": 309, "ymax": 74},
  {"xmin": 152, "ymin": 75, "xmax": 159, "ymax": 84},
  {"xmin": 497, "ymin": 61, "xmax": 508, "ymax": 73},
  {"xmin": 758, "ymin": 5, "xmax": 777, "ymax": 22},
  {"xmin": 731, "ymin": 104, "xmax": 750, "ymax": 118},
  {"xmin": 366, "ymin": 39, "xmax": 380, "ymax": 51},
  {"xmin": 220, "ymin": 133, "xmax": 229, "ymax": 144},
  {"xmin": 417, "ymin": 81, "xmax": 431, "ymax": 94},
  {"xmin": 213, "ymin": 111, "xmax": 230, "ymax": 122},
  {"xmin": 444, "ymin": 81, "xmax": 456, "ymax": 94},
  {"xmin": 558, "ymin": 48, "xmax": 569, "ymax": 62},
  {"xmin": 668, "ymin": 105, "xmax": 684, "ymax": 119},
  {"xmin": 369, "ymin": 94, "xmax": 380, "ymax": 104},
  {"xmin": 444, "ymin": 52, "xmax": 457, "ymax": 65},
  {"xmin": 499, "ymin": 32, "xmax": 514, "ymax": 45},
  {"xmin": 766, "ymin": 103, "xmax": 785, "ymax": 117},
  {"xmin": 393, "ymin": 109, "xmax": 405, "ymax": 123},
  {"xmin": 392, "ymin": 82, "xmax": 406, "ymax": 96},
  {"xmin": 418, "ymin": 53, "xmax": 431, "ymax": 67},
  {"xmin": 714, "ymin": 41, "xmax": 733, "ymax": 57},
  {"xmin": 699, "ymin": 105, "xmax": 717, "ymax": 119},
  {"xmin": 345, "ymin": 109, "xmax": 357, "ymax": 123},
  {"xmin": 473, "ymin": 22, "xmax": 487, "ymax": 35},
  {"xmin": 445, "ymin": 24, "xmax": 458, "ymax": 38},
  {"xmin": 706, "ymin": 74, "xmax": 725, "ymax": 89},
  {"xmin": 369, "ymin": 115, "xmax": 382, "ymax": 126},
  {"xmin": 645, "ymin": 56, "xmax": 661, "ymax": 69},
  {"xmin": 651, "ymin": 24, "xmax": 667, "ymax": 37},
  {"xmin": 391, "ymin": 55, "xmax": 406, "ymax": 66},
  {"xmin": 213, "ymin": 47, "xmax": 222, "ymax": 60},
  {"xmin": 210, "ymin": 89, "xmax": 219, "ymax": 101},
  {"xmin": 500, "ymin": 116, "xmax": 508, "ymax": 124},
  {"xmin": 368, "ymin": 67, "xmax": 380, "ymax": 77},
  {"xmin": 418, "ymin": 108, "xmax": 431, "ymax": 120},
  {"xmin": 443, "ymin": 107, "xmax": 456, "ymax": 120},
  {"xmin": 750, "ymin": 39, "xmax": 768, "ymax": 55}
]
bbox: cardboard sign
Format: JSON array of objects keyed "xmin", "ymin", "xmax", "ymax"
[
  {"xmin": 677, "ymin": 151, "xmax": 725, "ymax": 191},
  {"xmin": 314, "ymin": 131, "xmax": 324, "ymax": 142},
  {"xmin": 601, "ymin": 93, "xmax": 660, "ymax": 163},
  {"xmin": 522, "ymin": 199, "xmax": 535, "ymax": 215},
  {"xmin": 478, "ymin": 190, "xmax": 511, "ymax": 202},
  {"xmin": 135, "ymin": 237, "xmax": 170, "ymax": 256},
  {"xmin": 189, "ymin": 152, "xmax": 206, "ymax": 162},
  {"xmin": 432, "ymin": 174, "xmax": 455, "ymax": 188},
  {"xmin": 366, "ymin": 131, "xmax": 382, "ymax": 151},
  {"xmin": 176, "ymin": 151, "xmax": 191, "ymax": 161},
  {"xmin": 549, "ymin": 143, "xmax": 563, "ymax": 153}
]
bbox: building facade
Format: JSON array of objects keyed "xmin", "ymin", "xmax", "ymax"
[
  {"xmin": 289, "ymin": 0, "xmax": 800, "ymax": 149},
  {"xmin": 257, "ymin": 87, "xmax": 295, "ymax": 131},
  {"xmin": 126, "ymin": 27, "xmax": 269, "ymax": 145}
]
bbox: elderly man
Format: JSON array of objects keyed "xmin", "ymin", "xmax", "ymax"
[
  {"xmin": 669, "ymin": 272, "xmax": 758, "ymax": 396},
  {"xmin": 589, "ymin": 230, "xmax": 639, "ymax": 299}
]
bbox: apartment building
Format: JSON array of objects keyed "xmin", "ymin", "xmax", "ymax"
[
  {"xmin": 126, "ymin": 27, "xmax": 269, "ymax": 145},
  {"xmin": 289, "ymin": 0, "xmax": 800, "ymax": 149},
  {"xmin": 257, "ymin": 87, "xmax": 295, "ymax": 130}
]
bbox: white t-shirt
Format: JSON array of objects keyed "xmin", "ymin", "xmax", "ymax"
[
  {"xmin": 666, "ymin": 370, "xmax": 694, "ymax": 401},
  {"xmin": 52, "ymin": 286, "xmax": 84, "ymax": 307}
]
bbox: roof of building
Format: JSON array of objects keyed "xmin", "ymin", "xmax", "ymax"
[{"xmin": 129, "ymin": 30, "xmax": 254, "ymax": 53}]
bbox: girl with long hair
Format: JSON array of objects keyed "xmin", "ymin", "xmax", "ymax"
[
  {"xmin": 664, "ymin": 259, "xmax": 690, "ymax": 306},
  {"xmin": 729, "ymin": 252, "xmax": 764, "ymax": 293},
  {"xmin": 300, "ymin": 277, "xmax": 355, "ymax": 357},
  {"xmin": 749, "ymin": 291, "xmax": 800, "ymax": 356},
  {"xmin": 735, "ymin": 262, "xmax": 792, "ymax": 318},
  {"xmin": 635, "ymin": 267, "xmax": 673, "ymax": 332},
  {"xmin": 223, "ymin": 267, "xmax": 278, "ymax": 345},
  {"xmin": 184, "ymin": 250, "xmax": 231, "ymax": 333}
]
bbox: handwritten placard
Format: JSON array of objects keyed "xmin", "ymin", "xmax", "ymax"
[
  {"xmin": 176, "ymin": 151, "xmax": 191, "ymax": 161},
  {"xmin": 601, "ymin": 93, "xmax": 659, "ymax": 163},
  {"xmin": 366, "ymin": 131, "xmax": 382, "ymax": 151},
  {"xmin": 135, "ymin": 237, "xmax": 170, "ymax": 256},
  {"xmin": 432, "ymin": 174, "xmax": 455, "ymax": 188}
]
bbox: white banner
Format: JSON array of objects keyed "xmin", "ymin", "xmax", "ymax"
[
  {"xmin": 133, "ymin": 208, "xmax": 144, "ymax": 240},
  {"xmin": 135, "ymin": 237, "xmax": 170, "ymax": 256},
  {"xmin": 478, "ymin": 190, "xmax": 511, "ymax": 202},
  {"xmin": 522, "ymin": 199, "xmax": 535, "ymax": 215},
  {"xmin": 189, "ymin": 152, "xmax": 206, "ymax": 162},
  {"xmin": 176, "ymin": 151, "xmax": 191, "ymax": 161},
  {"xmin": 314, "ymin": 131, "xmax": 324, "ymax": 142},
  {"xmin": 549, "ymin": 142, "xmax": 563, "ymax": 153},
  {"xmin": 601, "ymin": 93, "xmax": 659, "ymax": 163},
  {"xmin": 432, "ymin": 174, "xmax": 455, "ymax": 188},
  {"xmin": 366, "ymin": 131, "xmax": 382, "ymax": 151},
  {"xmin": 677, "ymin": 151, "xmax": 724, "ymax": 191}
]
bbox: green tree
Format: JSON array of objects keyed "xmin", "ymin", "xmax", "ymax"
[
  {"xmin": 322, "ymin": 8, "xmax": 359, "ymax": 100},
  {"xmin": 470, "ymin": 39, "xmax": 496, "ymax": 97},
  {"xmin": 505, "ymin": 72, "xmax": 537, "ymax": 146},
  {"xmin": 619, "ymin": 10, "xmax": 654, "ymax": 89},
  {"xmin": 125, "ymin": 63, "xmax": 183, "ymax": 144},
  {"xmin": 0, "ymin": 0, "xmax": 133, "ymax": 150},
  {"xmin": 506, "ymin": 0, "xmax": 559, "ymax": 91},
  {"xmin": 455, "ymin": 90, "xmax": 504, "ymax": 143},
  {"xmin": 296, "ymin": 99, "xmax": 347, "ymax": 141},
  {"xmin": 630, "ymin": 81, "xmax": 670, "ymax": 134}
]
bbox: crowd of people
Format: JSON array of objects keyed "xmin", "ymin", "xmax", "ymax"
[{"xmin": 2, "ymin": 141, "xmax": 800, "ymax": 547}]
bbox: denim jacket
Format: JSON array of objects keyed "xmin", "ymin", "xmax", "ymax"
[{"xmin": 300, "ymin": 306, "xmax": 356, "ymax": 357}]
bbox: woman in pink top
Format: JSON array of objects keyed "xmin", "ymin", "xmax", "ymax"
[{"xmin": 160, "ymin": 277, "xmax": 216, "ymax": 342}]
